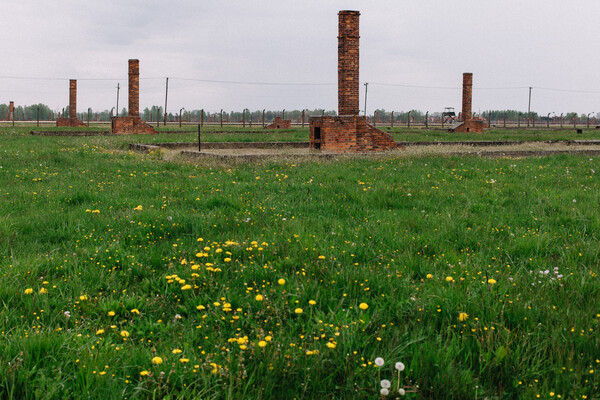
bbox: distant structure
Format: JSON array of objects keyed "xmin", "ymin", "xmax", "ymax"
[
  {"xmin": 57, "ymin": 80, "xmax": 86, "ymax": 127},
  {"xmin": 450, "ymin": 73, "xmax": 486, "ymax": 133},
  {"xmin": 8, "ymin": 101, "xmax": 14, "ymax": 121},
  {"xmin": 111, "ymin": 59, "xmax": 157, "ymax": 135},
  {"xmin": 266, "ymin": 116, "xmax": 291, "ymax": 129},
  {"xmin": 309, "ymin": 11, "xmax": 397, "ymax": 153}
]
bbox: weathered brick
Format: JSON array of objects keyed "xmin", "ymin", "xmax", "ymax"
[
  {"xmin": 338, "ymin": 10, "xmax": 360, "ymax": 116},
  {"xmin": 266, "ymin": 116, "xmax": 291, "ymax": 129},
  {"xmin": 308, "ymin": 11, "xmax": 397, "ymax": 153},
  {"xmin": 452, "ymin": 72, "xmax": 486, "ymax": 133},
  {"xmin": 112, "ymin": 59, "xmax": 156, "ymax": 134},
  {"xmin": 57, "ymin": 79, "xmax": 86, "ymax": 127},
  {"xmin": 309, "ymin": 115, "xmax": 398, "ymax": 153}
]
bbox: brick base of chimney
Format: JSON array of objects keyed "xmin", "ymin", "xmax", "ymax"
[
  {"xmin": 309, "ymin": 115, "xmax": 398, "ymax": 153},
  {"xmin": 111, "ymin": 116, "xmax": 157, "ymax": 135},
  {"xmin": 266, "ymin": 116, "xmax": 291, "ymax": 129},
  {"xmin": 57, "ymin": 117, "xmax": 86, "ymax": 127},
  {"xmin": 450, "ymin": 119, "xmax": 487, "ymax": 133}
]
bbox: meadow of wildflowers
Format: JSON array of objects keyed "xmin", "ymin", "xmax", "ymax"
[{"xmin": 0, "ymin": 126, "xmax": 598, "ymax": 399}]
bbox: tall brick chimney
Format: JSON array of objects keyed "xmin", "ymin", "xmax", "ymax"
[
  {"xmin": 462, "ymin": 72, "xmax": 472, "ymax": 122},
  {"xmin": 111, "ymin": 59, "xmax": 156, "ymax": 134},
  {"xmin": 338, "ymin": 10, "xmax": 360, "ymax": 116},
  {"xmin": 452, "ymin": 72, "xmax": 484, "ymax": 133},
  {"xmin": 9, "ymin": 101, "xmax": 14, "ymax": 121},
  {"xmin": 128, "ymin": 59, "xmax": 139, "ymax": 117},
  {"xmin": 69, "ymin": 80, "xmax": 77, "ymax": 119}
]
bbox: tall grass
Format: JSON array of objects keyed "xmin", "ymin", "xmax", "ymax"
[{"xmin": 0, "ymin": 127, "xmax": 598, "ymax": 399}]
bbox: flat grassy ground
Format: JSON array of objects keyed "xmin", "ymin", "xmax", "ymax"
[
  {"xmin": 22, "ymin": 123, "xmax": 600, "ymax": 143},
  {"xmin": 0, "ymin": 126, "xmax": 599, "ymax": 399}
]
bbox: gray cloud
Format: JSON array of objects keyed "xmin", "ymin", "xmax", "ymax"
[{"xmin": 2, "ymin": 0, "xmax": 600, "ymax": 115}]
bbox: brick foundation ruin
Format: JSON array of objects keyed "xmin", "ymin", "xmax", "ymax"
[
  {"xmin": 111, "ymin": 59, "xmax": 157, "ymax": 135},
  {"xmin": 451, "ymin": 73, "xmax": 487, "ymax": 133},
  {"xmin": 8, "ymin": 101, "xmax": 14, "ymax": 121},
  {"xmin": 57, "ymin": 80, "xmax": 86, "ymax": 127},
  {"xmin": 309, "ymin": 10, "xmax": 397, "ymax": 153},
  {"xmin": 266, "ymin": 116, "xmax": 291, "ymax": 129}
]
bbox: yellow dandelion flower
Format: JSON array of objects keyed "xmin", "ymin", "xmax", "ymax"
[
  {"xmin": 140, "ymin": 370, "xmax": 149, "ymax": 376},
  {"xmin": 488, "ymin": 278, "xmax": 497, "ymax": 284},
  {"xmin": 24, "ymin": 288, "xmax": 34, "ymax": 295},
  {"xmin": 326, "ymin": 342, "xmax": 337, "ymax": 349},
  {"xmin": 181, "ymin": 284, "xmax": 192, "ymax": 290},
  {"xmin": 39, "ymin": 288, "xmax": 48, "ymax": 294},
  {"xmin": 133, "ymin": 205, "xmax": 143, "ymax": 211},
  {"xmin": 445, "ymin": 276, "xmax": 454, "ymax": 282},
  {"xmin": 258, "ymin": 340, "xmax": 267, "ymax": 348},
  {"xmin": 426, "ymin": 273, "xmax": 433, "ymax": 279},
  {"xmin": 255, "ymin": 294, "xmax": 264, "ymax": 301},
  {"xmin": 172, "ymin": 349, "xmax": 182, "ymax": 354},
  {"xmin": 224, "ymin": 258, "xmax": 231, "ymax": 262},
  {"xmin": 152, "ymin": 357, "xmax": 163, "ymax": 365},
  {"xmin": 265, "ymin": 335, "xmax": 272, "ymax": 342},
  {"xmin": 131, "ymin": 308, "xmax": 140, "ymax": 314},
  {"xmin": 295, "ymin": 308, "xmax": 303, "ymax": 314},
  {"xmin": 96, "ymin": 329, "xmax": 105, "ymax": 335},
  {"xmin": 359, "ymin": 303, "xmax": 369, "ymax": 310},
  {"xmin": 179, "ymin": 358, "xmax": 189, "ymax": 363},
  {"xmin": 239, "ymin": 345, "xmax": 247, "ymax": 350},
  {"xmin": 107, "ymin": 311, "xmax": 115, "ymax": 317},
  {"xmin": 196, "ymin": 305, "xmax": 206, "ymax": 310},
  {"xmin": 79, "ymin": 295, "xmax": 88, "ymax": 301},
  {"xmin": 318, "ymin": 255, "xmax": 326, "ymax": 259},
  {"xmin": 458, "ymin": 312, "xmax": 469, "ymax": 322},
  {"xmin": 120, "ymin": 330, "xmax": 130, "ymax": 337},
  {"xmin": 278, "ymin": 278, "xmax": 286, "ymax": 285},
  {"xmin": 309, "ymin": 300, "xmax": 317, "ymax": 305}
]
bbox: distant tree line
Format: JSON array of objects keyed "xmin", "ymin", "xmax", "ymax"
[{"xmin": 0, "ymin": 103, "xmax": 597, "ymax": 123}]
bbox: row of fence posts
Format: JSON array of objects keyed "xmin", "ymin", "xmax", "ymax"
[
  {"xmin": 371, "ymin": 111, "xmax": 597, "ymax": 129},
  {"xmin": 3, "ymin": 108, "xmax": 598, "ymax": 129}
]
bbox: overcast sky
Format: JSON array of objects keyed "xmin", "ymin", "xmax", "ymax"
[{"xmin": 2, "ymin": 0, "xmax": 600, "ymax": 116}]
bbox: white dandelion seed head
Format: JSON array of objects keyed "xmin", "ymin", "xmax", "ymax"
[
  {"xmin": 380, "ymin": 388, "xmax": 389, "ymax": 396},
  {"xmin": 399, "ymin": 388, "xmax": 406, "ymax": 396},
  {"xmin": 374, "ymin": 357, "xmax": 385, "ymax": 367},
  {"xmin": 380, "ymin": 379, "xmax": 391, "ymax": 389},
  {"xmin": 395, "ymin": 362, "xmax": 405, "ymax": 371}
]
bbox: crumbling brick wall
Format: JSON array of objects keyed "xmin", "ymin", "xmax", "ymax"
[
  {"xmin": 310, "ymin": 116, "xmax": 398, "ymax": 153},
  {"xmin": 266, "ymin": 116, "xmax": 291, "ymax": 129}
]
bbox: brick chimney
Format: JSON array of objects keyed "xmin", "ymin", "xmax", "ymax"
[
  {"xmin": 9, "ymin": 101, "xmax": 14, "ymax": 121},
  {"xmin": 338, "ymin": 10, "xmax": 360, "ymax": 116},
  {"xmin": 128, "ymin": 59, "xmax": 139, "ymax": 117},
  {"xmin": 69, "ymin": 80, "xmax": 77, "ymax": 119},
  {"xmin": 462, "ymin": 72, "xmax": 472, "ymax": 122}
]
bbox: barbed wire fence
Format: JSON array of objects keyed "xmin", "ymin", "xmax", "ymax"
[{"xmin": 1, "ymin": 75, "xmax": 600, "ymax": 128}]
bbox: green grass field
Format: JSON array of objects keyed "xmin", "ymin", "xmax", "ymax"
[{"xmin": 0, "ymin": 126, "xmax": 599, "ymax": 399}]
